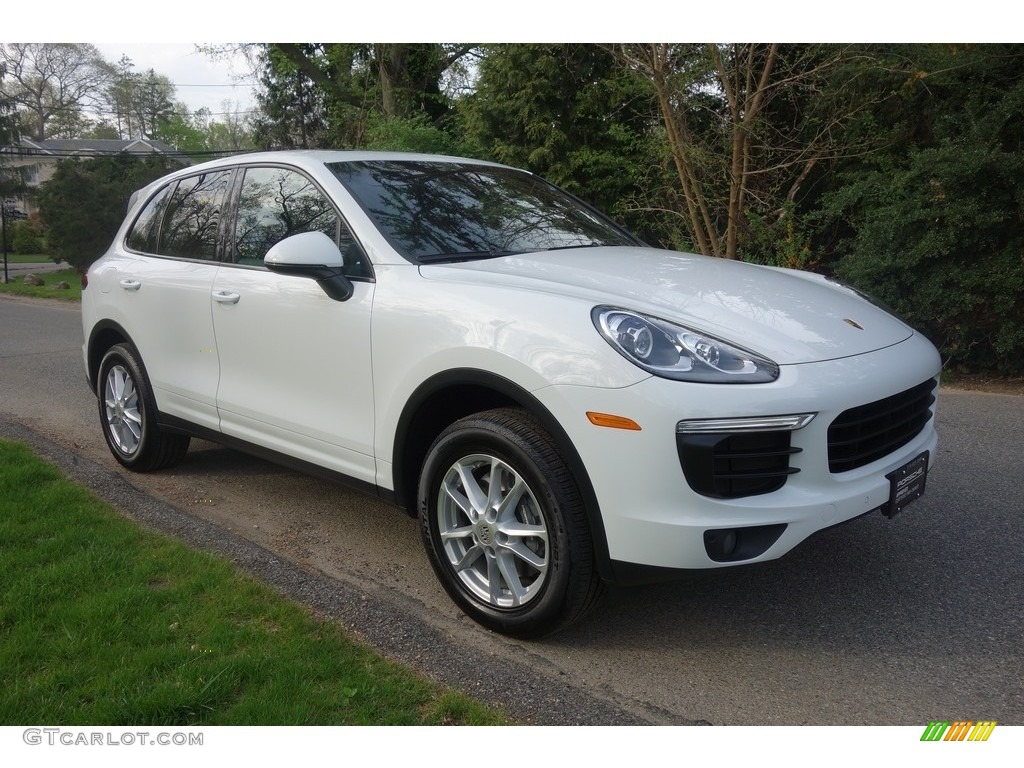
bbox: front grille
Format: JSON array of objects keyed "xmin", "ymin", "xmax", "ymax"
[
  {"xmin": 827, "ymin": 379, "xmax": 936, "ymax": 473},
  {"xmin": 677, "ymin": 431, "xmax": 801, "ymax": 498}
]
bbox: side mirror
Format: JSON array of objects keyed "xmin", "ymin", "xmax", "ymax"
[{"xmin": 264, "ymin": 231, "xmax": 354, "ymax": 302}]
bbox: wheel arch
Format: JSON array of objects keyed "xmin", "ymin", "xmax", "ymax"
[
  {"xmin": 392, "ymin": 368, "xmax": 613, "ymax": 580},
  {"xmin": 86, "ymin": 320, "xmax": 135, "ymax": 392}
]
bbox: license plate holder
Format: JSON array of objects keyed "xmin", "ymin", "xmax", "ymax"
[{"xmin": 883, "ymin": 450, "xmax": 929, "ymax": 518}]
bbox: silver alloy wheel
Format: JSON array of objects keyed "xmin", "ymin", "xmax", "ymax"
[
  {"xmin": 437, "ymin": 453, "xmax": 549, "ymax": 608},
  {"xmin": 103, "ymin": 364, "xmax": 142, "ymax": 455}
]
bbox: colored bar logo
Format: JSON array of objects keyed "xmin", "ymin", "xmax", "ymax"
[{"xmin": 920, "ymin": 721, "xmax": 997, "ymax": 741}]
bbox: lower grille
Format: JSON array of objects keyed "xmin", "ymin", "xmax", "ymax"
[
  {"xmin": 828, "ymin": 379, "xmax": 936, "ymax": 473},
  {"xmin": 677, "ymin": 431, "xmax": 801, "ymax": 499}
]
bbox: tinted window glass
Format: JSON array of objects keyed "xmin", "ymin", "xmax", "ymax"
[
  {"xmin": 159, "ymin": 170, "xmax": 232, "ymax": 261},
  {"xmin": 125, "ymin": 184, "xmax": 171, "ymax": 254},
  {"xmin": 328, "ymin": 160, "xmax": 637, "ymax": 263},
  {"xmin": 234, "ymin": 167, "xmax": 337, "ymax": 263}
]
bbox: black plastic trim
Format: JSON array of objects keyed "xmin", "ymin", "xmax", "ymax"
[
  {"xmin": 677, "ymin": 431, "xmax": 800, "ymax": 498},
  {"xmin": 828, "ymin": 379, "xmax": 937, "ymax": 473},
  {"xmin": 703, "ymin": 523, "xmax": 787, "ymax": 562},
  {"xmin": 85, "ymin": 319, "xmax": 135, "ymax": 392},
  {"xmin": 158, "ymin": 414, "xmax": 386, "ymax": 501},
  {"xmin": 264, "ymin": 262, "xmax": 355, "ymax": 301}
]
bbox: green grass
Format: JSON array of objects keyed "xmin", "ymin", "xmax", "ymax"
[
  {"xmin": 0, "ymin": 268, "xmax": 81, "ymax": 301},
  {"xmin": 1, "ymin": 252, "xmax": 56, "ymax": 264},
  {"xmin": 0, "ymin": 440, "xmax": 508, "ymax": 725}
]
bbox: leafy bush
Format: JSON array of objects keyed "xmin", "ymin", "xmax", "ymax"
[
  {"xmin": 36, "ymin": 155, "xmax": 178, "ymax": 272},
  {"xmin": 10, "ymin": 219, "xmax": 45, "ymax": 254},
  {"xmin": 822, "ymin": 144, "xmax": 1024, "ymax": 376}
]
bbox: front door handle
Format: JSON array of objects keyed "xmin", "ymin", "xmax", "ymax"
[
  {"xmin": 119, "ymin": 279, "xmax": 141, "ymax": 291},
  {"xmin": 212, "ymin": 290, "xmax": 240, "ymax": 305}
]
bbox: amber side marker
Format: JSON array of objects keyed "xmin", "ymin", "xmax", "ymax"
[{"xmin": 586, "ymin": 412, "xmax": 642, "ymax": 431}]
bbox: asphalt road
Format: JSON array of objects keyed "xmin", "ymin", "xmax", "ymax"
[
  {"xmin": 1, "ymin": 294, "xmax": 1022, "ymax": 725},
  {"xmin": 1, "ymin": 260, "xmax": 70, "ymax": 278}
]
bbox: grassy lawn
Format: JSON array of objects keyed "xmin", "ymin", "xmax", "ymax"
[
  {"xmin": 0, "ymin": 268, "xmax": 81, "ymax": 301},
  {"xmin": 0, "ymin": 439, "xmax": 508, "ymax": 725},
  {"xmin": 1, "ymin": 252, "xmax": 57, "ymax": 264}
]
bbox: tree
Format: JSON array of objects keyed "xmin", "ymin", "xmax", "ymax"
[
  {"xmin": 156, "ymin": 101, "xmax": 255, "ymax": 156},
  {"xmin": 251, "ymin": 44, "xmax": 331, "ymax": 148},
  {"xmin": 242, "ymin": 43, "xmax": 473, "ymax": 149},
  {"xmin": 0, "ymin": 61, "xmax": 17, "ymax": 146},
  {"xmin": 610, "ymin": 44, "xmax": 887, "ymax": 263},
  {"xmin": 461, "ymin": 44, "xmax": 658, "ymax": 237},
  {"xmin": 818, "ymin": 44, "xmax": 1024, "ymax": 375},
  {"xmin": 36, "ymin": 155, "xmax": 176, "ymax": 271},
  {"xmin": 0, "ymin": 43, "xmax": 110, "ymax": 140},
  {"xmin": 103, "ymin": 57, "xmax": 176, "ymax": 140},
  {"xmin": 1, "ymin": 60, "xmax": 24, "ymax": 265}
]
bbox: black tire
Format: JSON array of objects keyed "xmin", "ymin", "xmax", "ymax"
[
  {"xmin": 97, "ymin": 343, "xmax": 190, "ymax": 471},
  {"xmin": 418, "ymin": 407, "xmax": 604, "ymax": 637}
]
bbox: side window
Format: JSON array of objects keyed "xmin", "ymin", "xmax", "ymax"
[
  {"xmin": 159, "ymin": 170, "xmax": 232, "ymax": 261},
  {"xmin": 233, "ymin": 166, "xmax": 370, "ymax": 277},
  {"xmin": 125, "ymin": 184, "xmax": 171, "ymax": 254}
]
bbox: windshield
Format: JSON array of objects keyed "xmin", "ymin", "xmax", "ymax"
[{"xmin": 327, "ymin": 160, "xmax": 640, "ymax": 263}]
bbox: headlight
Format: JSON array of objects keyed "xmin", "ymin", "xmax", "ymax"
[{"xmin": 592, "ymin": 306, "xmax": 779, "ymax": 384}]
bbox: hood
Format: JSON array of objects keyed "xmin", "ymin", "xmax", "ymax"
[{"xmin": 419, "ymin": 246, "xmax": 914, "ymax": 365}]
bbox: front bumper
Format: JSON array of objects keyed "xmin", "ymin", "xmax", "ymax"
[{"xmin": 534, "ymin": 333, "xmax": 941, "ymax": 572}]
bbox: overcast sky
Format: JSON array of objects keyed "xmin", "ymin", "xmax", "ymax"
[{"xmin": 93, "ymin": 44, "xmax": 257, "ymax": 117}]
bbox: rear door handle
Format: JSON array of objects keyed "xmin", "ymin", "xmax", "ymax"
[
  {"xmin": 119, "ymin": 279, "xmax": 141, "ymax": 291},
  {"xmin": 212, "ymin": 290, "xmax": 240, "ymax": 305}
]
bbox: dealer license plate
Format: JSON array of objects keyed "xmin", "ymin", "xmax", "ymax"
[{"xmin": 883, "ymin": 451, "xmax": 929, "ymax": 518}]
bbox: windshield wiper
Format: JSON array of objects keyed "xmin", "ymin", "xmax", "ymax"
[
  {"xmin": 540, "ymin": 242, "xmax": 603, "ymax": 252},
  {"xmin": 418, "ymin": 249, "xmax": 521, "ymax": 264}
]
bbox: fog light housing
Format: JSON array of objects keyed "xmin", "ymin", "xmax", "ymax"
[{"xmin": 704, "ymin": 524, "xmax": 787, "ymax": 562}]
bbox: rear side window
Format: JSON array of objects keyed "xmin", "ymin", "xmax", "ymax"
[{"xmin": 159, "ymin": 171, "xmax": 233, "ymax": 261}]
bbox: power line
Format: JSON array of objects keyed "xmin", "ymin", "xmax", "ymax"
[{"xmin": 6, "ymin": 148, "xmax": 261, "ymax": 160}]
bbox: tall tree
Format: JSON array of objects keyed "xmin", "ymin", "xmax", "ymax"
[
  {"xmin": 251, "ymin": 44, "xmax": 331, "ymax": 148},
  {"xmin": 462, "ymin": 44, "xmax": 657, "ymax": 237},
  {"xmin": 611, "ymin": 44, "xmax": 884, "ymax": 262},
  {"xmin": 103, "ymin": 57, "xmax": 176, "ymax": 140},
  {"xmin": 245, "ymin": 43, "xmax": 471, "ymax": 149},
  {"xmin": 819, "ymin": 43, "xmax": 1024, "ymax": 375},
  {"xmin": 0, "ymin": 60, "xmax": 20, "ymax": 146},
  {"xmin": 0, "ymin": 43, "xmax": 110, "ymax": 140},
  {"xmin": 1, "ymin": 60, "xmax": 25, "ymax": 258}
]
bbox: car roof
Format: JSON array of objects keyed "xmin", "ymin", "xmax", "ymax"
[
  {"xmin": 177, "ymin": 149, "xmax": 510, "ymax": 177},
  {"xmin": 127, "ymin": 149, "xmax": 518, "ymax": 215}
]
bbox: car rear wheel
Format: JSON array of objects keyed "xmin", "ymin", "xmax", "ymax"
[
  {"xmin": 418, "ymin": 408, "xmax": 604, "ymax": 637},
  {"xmin": 97, "ymin": 343, "xmax": 190, "ymax": 471}
]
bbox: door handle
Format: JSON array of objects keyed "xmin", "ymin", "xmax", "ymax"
[
  {"xmin": 212, "ymin": 290, "xmax": 240, "ymax": 305},
  {"xmin": 119, "ymin": 279, "xmax": 141, "ymax": 291}
]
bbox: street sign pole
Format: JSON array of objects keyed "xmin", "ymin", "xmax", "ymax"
[{"xmin": 1, "ymin": 200, "xmax": 8, "ymax": 284}]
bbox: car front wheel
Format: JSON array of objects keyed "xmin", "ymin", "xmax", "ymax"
[
  {"xmin": 418, "ymin": 408, "xmax": 603, "ymax": 637},
  {"xmin": 97, "ymin": 343, "xmax": 190, "ymax": 471}
]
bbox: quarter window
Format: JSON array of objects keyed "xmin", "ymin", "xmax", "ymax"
[{"xmin": 125, "ymin": 184, "xmax": 171, "ymax": 254}]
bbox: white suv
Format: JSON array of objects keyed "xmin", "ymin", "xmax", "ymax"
[{"xmin": 82, "ymin": 150, "xmax": 940, "ymax": 636}]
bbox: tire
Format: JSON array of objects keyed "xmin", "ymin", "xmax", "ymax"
[
  {"xmin": 97, "ymin": 343, "xmax": 190, "ymax": 471},
  {"xmin": 418, "ymin": 407, "xmax": 604, "ymax": 637}
]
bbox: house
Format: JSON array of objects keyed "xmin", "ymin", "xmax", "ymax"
[{"xmin": 0, "ymin": 138, "xmax": 189, "ymax": 216}]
